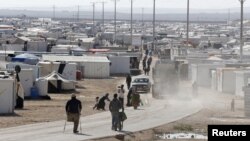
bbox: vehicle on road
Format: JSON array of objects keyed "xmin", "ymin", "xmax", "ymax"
[{"xmin": 131, "ymin": 76, "xmax": 151, "ymax": 93}]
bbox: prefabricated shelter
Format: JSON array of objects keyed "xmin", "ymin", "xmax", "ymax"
[
  {"xmin": 109, "ymin": 56, "xmax": 130, "ymax": 74},
  {"xmin": 19, "ymin": 69, "xmax": 34, "ymax": 97},
  {"xmin": 235, "ymin": 70, "xmax": 250, "ymax": 96},
  {"xmin": 42, "ymin": 55, "xmax": 110, "ymax": 78},
  {"xmin": 51, "ymin": 45, "xmax": 78, "ymax": 53},
  {"xmin": 36, "ymin": 71, "xmax": 76, "ymax": 95},
  {"xmin": 0, "ymin": 78, "xmax": 15, "ymax": 114},
  {"xmin": 6, "ymin": 62, "xmax": 39, "ymax": 81},
  {"xmin": 178, "ymin": 62, "xmax": 189, "ymax": 80},
  {"xmin": 243, "ymin": 84, "xmax": 250, "ymax": 117},
  {"xmin": 191, "ymin": 63, "xmax": 224, "ymax": 88},
  {"xmin": 217, "ymin": 67, "xmax": 238, "ymax": 94},
  {"xmin": 37, "ymin": 61, "xmax": 77, "ymax": 81}
]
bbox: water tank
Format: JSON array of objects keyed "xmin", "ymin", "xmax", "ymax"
[{"xmin": 30, "ymin": 87, "xmax": 39, "ymax": 98}]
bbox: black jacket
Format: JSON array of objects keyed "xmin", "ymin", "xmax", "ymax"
[
  {"xmin": 66, "ymin": 98, "xmax": 82, "ymax": 114},
  {"xmin": 126, "ymin": 75, "xmax": 132, "ymax": 83},
  {"xmin": 109, "ymin": 98, "xmax": 122, "ymax": 113}
]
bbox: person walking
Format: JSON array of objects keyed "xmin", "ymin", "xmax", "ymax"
[
  {"xmin": 126, "ymin": 74, "xmax": 132, "ymax": 90},
  {"xmin": 231, "ymin": 99, "xmax": 235, "ymax": 112},
  {"xmin": 126, "ymin": 87, "xmax": 133, "ymax": 107},
  {"xmin": 192, "ymin": 81, "xmax": 198, "ymax": 96},
  {"xmin": 147, "ymin": 56, "xmax": 152, "ymax": 68},
  {"xmin": 131, "ymin": 89, "xmax": 140, "ymax": 110},
  {"xmin": 65, "ymin": 94, "xmax": 82, "ymax": 133},
  {"xmin": 109, "ymin": 94, "xmax": 123, "ymax": 131},
  {"xmin": 118, "ymin": 85, "xmax": 125, "ymax": 107},
  {"xmin": 146, "ymin": 66, "xmax": 150, "ymax": 75},
  {"xmin": 142, "ymin": 56, "xmax": 147, "ymax": 74}
]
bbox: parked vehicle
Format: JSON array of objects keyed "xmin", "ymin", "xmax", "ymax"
[{"xmin": 131, "ymin": 76, "xmax": 151, "ymax": 93}]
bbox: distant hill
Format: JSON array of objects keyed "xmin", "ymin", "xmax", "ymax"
[{"xmin": 0, "ymin": 8, "xmax": 250, "ymax": 22}]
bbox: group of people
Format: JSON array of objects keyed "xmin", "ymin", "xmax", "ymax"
[
  {"xmin": 143, "ymin": 56, "xmax": 152, "ymax": 75},
  {"xmin": 65, "ymin": 74, "xmax": 139, "ymax": 133}
]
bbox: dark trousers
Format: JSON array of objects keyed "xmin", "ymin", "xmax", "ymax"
[
  {"xmin": 127, "ymin": 82, "xmax": 131, "ymax": 90},
  {"xmin": 67, "ymin": 113, "xmax": 80, "ymax": 132},
  {"xmin": 111, "ymin": 112, "xmax": 120, "ymax": 130},
  {"xmin": 119, "ymin": 97, "xmax": 124, "ymax": 107}
]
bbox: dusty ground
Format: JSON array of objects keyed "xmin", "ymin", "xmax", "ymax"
[
  {"xmin": 87, "ymin": 84, "xmax": 250, "ymax": 141},
  {"xmin": 0, "ymin": 77, "xmax": 124, "ymax": 128}
]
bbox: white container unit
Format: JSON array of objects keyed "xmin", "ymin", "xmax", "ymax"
[
  {"xmin": 235, "ymin": 70, "xmax": 250, "ymax": 97},
  {"xmin": 42, "ymin": 55, "xmax": 110, "ymax": 79},
  {"xmin": 191, "ymin": 64, "xmax": 224, "ymax": 88},
  {"xmin": 19, "ymin": 69, "xmax": 34, "ymax": 97},
  {"xmin": 243, "ymin": 85, "xmax": 250, "ymax": 117},
  {"xmin": 6, "ymin": 63, "xmax": 39, "ymax": 80},
  {"xmin": 80, "ymin": 61, "xmax": 110, "ymax": 78},
  {"xmin": 109, "ymin": 56, "xmax": 130, "ymax": 74},
  {"xmin": 217, "ymin": 68, "xmax": 237, "ymax": 94},
  {"xmin": 0, "ymin": 78, "xmax": 15, "ymax": 114}
]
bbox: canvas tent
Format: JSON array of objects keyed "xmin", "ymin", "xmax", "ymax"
[
  {"xmin": 12, "ymin": 53, "xmax": 40, "ymax": 65},
  {"xmin": 36, "ymin": 71, "xmax": 76, "ymax": 95},
  {"xmin": 37, "ymin": 61, "xmax": 77, "ymax": 81}
]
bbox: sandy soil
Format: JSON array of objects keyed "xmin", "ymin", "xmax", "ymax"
[
  {"xmin": 88, "ymin": 83, "xmax": 250, "ymax": 141},
  {"xmin": 0, "ymin": 77, "xmax": 124, "ymax": 129}
]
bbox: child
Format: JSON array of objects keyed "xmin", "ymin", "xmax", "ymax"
[{"xmin": 93, "ymin": 97, "xmax": 99, "ymax": 110}]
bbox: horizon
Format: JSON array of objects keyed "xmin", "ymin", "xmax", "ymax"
[{"xmin": 0, "ymin": 0, "xmax": 249, "ymax": 13}]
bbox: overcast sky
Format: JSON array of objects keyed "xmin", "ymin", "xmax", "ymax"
[{"xmin": 0, "ymin": 0, "xmax": 249, "ymax": 10}]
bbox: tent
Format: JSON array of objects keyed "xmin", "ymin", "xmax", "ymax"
[
  {"xmin": 36, "ymin": 71, "xmax": 76, "ymax": 95},
  {"xmin": 12, "ymin": 53, "xmax": 40, "ymax": 65}
]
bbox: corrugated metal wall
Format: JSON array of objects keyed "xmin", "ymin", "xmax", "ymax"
[{"xmin": 81, "ymin": 62, "xmax": 110, "ymax": 78}]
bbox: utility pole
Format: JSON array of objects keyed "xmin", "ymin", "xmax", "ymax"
[
  {"xmin": 114, "ymin": 0, "xmax": 117, "ymax": 44},
  {"xmin": 142, "ymin": 7, "xmax": 144, "ymax": 34},
  {"xmin": 228, "ymin": 8, "xmax": 231, "ymax": 26},
  {"xmin": 131, "ymin": 0, "xmax": 133, "ymax": 46},
  {"xmin": 153, "ymin": 0, "xmax": 156, "ymax": 51},
  {"xmin": 77, "ymin": 5, "xmax": 80, "ymax": 21},
  {"xmin": 239, "ymin": 0, "xmax": 246, "ymax": 62},
  {"xmin": 90, "ymin": 2, "xmax": 96, "ymax": 35},
  {"xmin": 142, "ymin": 8, "xmax": 144, "ymax": 24},
  {"xmin": 53, "ymin": 5, "xmax": 55, "ymax": 19},
  {"xmin": 102, "ymin": 2, "xmax": 105, "ymax": 31},
  {"xmin": 187, "ymin": 0, "xmax": 190, "ymax": 47}
]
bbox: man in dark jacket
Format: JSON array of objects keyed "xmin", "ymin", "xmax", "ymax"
[
  {"xmin": 126, "ymin": 74, "xmax": 132, "ymax": 90},
  {"xmin": 66, "ymin": 94, "xmax": 82, "ymax": 133},
  {"xmin": 109, "ymin": 94, "xmax": 123, "ymax": 131}
]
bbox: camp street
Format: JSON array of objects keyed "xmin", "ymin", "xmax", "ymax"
[{"xmin": 0, "ymin": 93, "xmax": 201, "ymax": 141}]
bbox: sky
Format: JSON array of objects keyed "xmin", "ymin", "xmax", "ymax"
[{"xmin": 0, "ymin": 0, "xmax": 249, "ymax": 11}]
